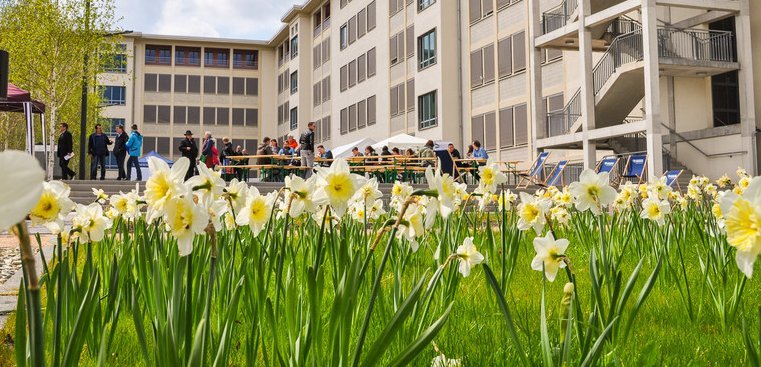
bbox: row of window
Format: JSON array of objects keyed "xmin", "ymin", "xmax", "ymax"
[
  {"xmin": 470, "ymin": 31, "xmax": 526, "ymax": 89},
  {"xmin": 143, "ymin": 74, "xmax": 259, "ymax": 96},
  {"xmin": 313, "ymin": 37, "xmax": 331, "ymax": 70},
  {"xmin": 145, "ymin": 45, "xmax": 258, "ymax": 69},
  {"xmin": 340, "ymin": 96, "xmax": 377, "ymax": 135},
  {"xmin": 143, "ymin": 105, "xmax": 259, "ymax": 127},
  {"xmin": 390, "ymin": 79, "xmax": 415, "ymax": 117},
  {"xmin": 277, "ymin": 69, "xmax": 294, "ymax": 95},
  {"xmin": 144, "ymin": 137, "xmax": 259, "ymax": 158},
  {"xmin": 339, "ymin": 1, "xmax": 377, "ymax": 50},
  {"xmin": 277, "ymin": 36, "xmax": 299, "ymax": 65},
  {"xmin": 471, "ymin": 103, "xmax": 528, "ymax": 151},
  {"xmin": 314, "ymin": 76, "xmax": 332, "ymax": 107},
  {"xmin": 277, "ymin": 102, "xmax": 291, "ymax": 126},
  {"xmin": 102, "ymin": 53, "xmax": 127, "ymax": 73},
  {"xmin": 469, "ymin": 0, "xmax": 519, "ymax": 25},
  {"xmin": 339, "ymin": 48, "xmax": 377, "ymax": 92},
  {"xmin": 313, "ymin": 2, "xmax": 332, "ymax": 37},
  {"xmin": 390, "ymin": 0, "xmax": 435, "ymax": 16}
]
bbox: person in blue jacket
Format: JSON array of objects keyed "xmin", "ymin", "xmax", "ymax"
[{"xmin": 125, "ymin": 124, "xmax": 143, "ymax": 181}]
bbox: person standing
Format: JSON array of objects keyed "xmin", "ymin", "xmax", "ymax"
[
  {"xmin": 179, "ymin": 130, "xmax": 199, "ymax": 181},
  {"xmin": 299, "ymin": 122, "xmax": 316, "ymax": 178},
  {"xmin": 125, "ymin": 124, "xmax": 143, "ymax": 181},
  {"xmin": 88, "ymin": 123, "xmax": 112, "ymax": 180},
  {"xmin": 56, "ymin": 123, "xmax": 76, "ymax": 180},
  {"xmin": 202, "ymin": 131, "xmax": 219, "ymax": 169},
  {"xmin": 113, "ymin": 125, "xmax": 129, "ymax": 180}
]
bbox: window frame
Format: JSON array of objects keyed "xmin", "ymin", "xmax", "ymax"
[
  {"xmin": 418, "ymin": 29, "xmax": 437, "ymax": 70},
  {"xmin": 418, "ymin": 90, "xmax": 438, "ymax": 129}
]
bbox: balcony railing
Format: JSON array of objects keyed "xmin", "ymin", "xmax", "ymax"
[
  {"xmin": 593, "ymin": 29, "xmax": 644, "ymax": 95},
  {"xmin": 541, "ymin": 0, "xmax": 578, "ymax": 35},
  {"xmin": 546, "ymin": 90, "xmax": 581, "ymax": 138},
  {"xmin": 658, "ymin": 27, "xmax": 735, "ymax": 63}
]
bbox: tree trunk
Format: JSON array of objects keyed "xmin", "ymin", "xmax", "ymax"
[{"xmin": 47, "ymin": 105, "xmax": 57, "ymax": 180}]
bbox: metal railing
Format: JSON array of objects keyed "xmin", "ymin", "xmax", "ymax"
[
  {"xmin": 546, "ymin": 90, "xmax": 581, "ymax": 138},
  {"xmin": 604, "ymin": 16, "xmax": 642, "ymax": 39},
  {"xmin": 541, "ymin": 0, "xmax": 578, "ymax": 35},
  {"xmin": 593, "ymin": 29, "xmax": 644, "ymax": 95},
  {"xmin": 657, "ymin": 27, "xmax": 735, "ymax": 63}
]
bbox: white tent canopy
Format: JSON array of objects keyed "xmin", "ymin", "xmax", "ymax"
[
  {"xmin": 331, "ymin": 137, "xmax": 377, "ymax": 158},
  {"xmin": 371, "ymin": 134, "xmax": 428, "ymax": 151}
]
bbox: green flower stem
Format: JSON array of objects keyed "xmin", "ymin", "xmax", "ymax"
[{"xmin": 13, "ymin": 221, "xmax": 44, "ymax": 367}]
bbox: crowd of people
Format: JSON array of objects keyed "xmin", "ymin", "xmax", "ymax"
[{"xmin": 58, "ymin": 119, "xmax": 490, "ymax": 183}]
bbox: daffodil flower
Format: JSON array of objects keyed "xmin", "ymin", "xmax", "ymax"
[
  {"xmin": 145, "ymin": 156, "xmax": 190, "ymax": 216},
  {"xmin": 531, "ymin": 232, "xmax": 569, "ymax": 282},
  {"xmin": 0, "ymin": 150, "xmax": 45, "ymax": 231},
  {"xmin": 285, "ymin": 175, "xmax": 315, "ymax": 218},
  {"xmin": 236, "ymin": 187, "xmax": 275, "ymax": 236},
  {"xmin": 640, "ymin": 197, "xmax": 671, "ymax": 226},
  {"xmin": 568, "ymin": 169, "xmax": 617, "ymax": 215},
  {"xmin": 92, "ymin": 188, "xmax": 109, "ymax": 204},
  {"xmin": 455, "ymin": 237, "xmax": 485, "ymax": 277},
  {"xmin": 517, "ymin": 192, "xmax": 551, "ymax": 234},
  {"xmin": 477, "ymin": 159, "xmax": 508, "ymax": 194},
  {"xmin": 425, "ymin": 166, "xmax": 458, "ymax": 218},
  {"xmin": 719, "ymin": 177, "xmax": 761, "ymax": 278},
  {"xmin": 30, "ymin": 181, "xmax": 75, "ymax": 234},
  {"xmin": 165, "ymin": 196, "xmax": 209, "ymax": 256},
  {"xmin": 224, "ymin": 178, "xmax": 249, "ymax": 213},
  {"xmin": 353, "ymin": 177, "xmax": 383, "ymax": 208},
  {"xmin": 71, "ymin": 203, "xmax": 112, "ymax": 243},
  {"xmin": 186, "ymin": 163, "xmax": 225, "ymax": 206},
  {"xmin": 313, "ymin": 158, "xmax": 364, "ymax": 217}
]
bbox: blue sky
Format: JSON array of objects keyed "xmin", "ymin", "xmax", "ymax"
[{"xmin": 115, "ymin": 0, "xmax": 302, "ymax": 40}]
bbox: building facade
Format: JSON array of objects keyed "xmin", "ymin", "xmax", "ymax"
[{"xmin": 99, "ymin": 0, "xmax": 761, "ymax": 179}]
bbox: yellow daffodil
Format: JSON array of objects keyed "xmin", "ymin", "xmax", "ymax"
[
  {"xmin": 568, "ymin": 169, "xmax": 617, "ymax": 215},
  {"xmin": 456, "ymin": 237, "xmax": 485, "ymax": 277},
  {"xmin": 314, "ymin": 158, "xmax": 364, "ymax": 217},
  {"xmin": 145, "ymin": 156, "xmax": 190, "ymax": 216},
  {"xmin": 531, "ymin": 232, "xmax": 569, "ymax": 282},
  {"xmin": 477, "ymin": 159, "xmax": 508, "ymax": 194},
  {"xmin": 165, "ymin": 196, "xmax": 209, "ymax": 256},
  {"xmin": 236, "ymin": 188, "xmax": 275, "ymax": 236},
  {"xmin": 717, "ymin": 175, "xmax": 732, "ymax": 188},
  {"xmin": 517, "ymin": 192, "xmax": 551, "ymax": 234}
]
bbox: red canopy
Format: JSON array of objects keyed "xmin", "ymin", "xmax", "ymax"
[{"xmin": 0, "ymin": 83, "xmax": 45, "ymax": 113}]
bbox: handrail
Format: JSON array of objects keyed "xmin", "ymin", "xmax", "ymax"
[
  {"xmin": 541, "ymin": 0, "xmax": 578, "ymax": 34},
  {"xmin": 660, "ymin": 123, "xmax": 746, "ymax": 158}
]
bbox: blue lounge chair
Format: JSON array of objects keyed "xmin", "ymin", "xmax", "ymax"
[
  {"xmin": 664, "ymin": 169, "xmax": 683, "ymax": 192},
  {"xmin": 596, "ymin": 156, "xmax": 619, "ymax": 174},
  {"xmin": 621, "ymin": 153, "xmax": 648, "ymax": 184},
  {"xmin": 518, "ymin": 151, "xmax": 551, "ymax": 188},
  {"xmin": 539, "ymin": 160, "xmax": 568, "ymax": 187}
]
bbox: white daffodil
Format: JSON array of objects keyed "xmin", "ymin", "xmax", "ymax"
[
  {"xmin": 29, "ymin": 181, "xmax": 75, "ymax": 234},
  {"xmin": 531, "ymin": 232, "xmax": 570, "ymax": 282},
  {"xmin": 568, "ymin": 169, "xmax": 617, "ymax": 215},
  {"xmin": 498, "ymin": 189, "xmax": 518, "ymax": 210},
  {"xmin": 477, "ymin": 159, "xmax": 508, "ymax": 194},
  {"xmin": 223, "ymin": 212, "xmax": 237, "ymax": 231},
  {"xmin": 717, "ymin": 175, "xmax": 732, "ymax": 189},
  {"xmin": 312, "ymin": 205, "xmax": 341, "ymax": 228},
  {"xmin": 456, "ymin": 237, "xmax": 485, "ymax": 277},
  {"xmin": 285, "ymin": 175, "xmax": 315, "ymax": 218},
  {"xmin": 145, "ymin": 156, "xmax": 190, "ymax": 215},
  {"xmin": 649, "ymin": 176, "xmax": 673, "ymax": 201},
  {"xmin": 350, "ymin": 198, "xmax": 386, "ymax": 222},
  {"xmin": 164, "ymin": 196, "xmax": 209, "ymax": 256},
  {"xmin": 553, "ymin": 187, "xmax": 573, "ymax": 208},
  {"xmin": 313, "ymin": 158, "xmax": 364, "ymax": 217},
  {"xmin": 109, "ymin": 192, "xmax": 130, "ymax": 217},
  {"xmin": 551, "ymin": 206, "xmax": 571, "ymax": 226},
  {"xmin": 353, "ymin": 177, "xmax": 383, "ymax": 208},
  {"xmin": 92, "ymin": 188, "xmax": 109, "ymax": 204},
  {"xmin": 719, "ymin": 177, "xmax": 761, "ymax": 278},
  {"xmin": 398, "ymin": 203, "xmax": 426, "ymax": 251},
  {"xmin": 236, "ymin": 188, "xmax": 275, "ymax": 236},
  {"xmin": 640, "ymin": 197, "xmax": 671, "ymax": 226},
  {"xmin": 206, "ymin": 198, "xmax": 229, "ymax": 232},
  {"xmin": 425, "ymin": 166, "xmax": 458, "ymax": 218},
  {"xmin": 224, "ymin": 178, "xmax": 249, "ymax": 214},
  {"xmin": 517, "ymin": 192, "xmax": 551, "ymax": 234},
  {"xmin": 186, "ymin": 163, "xmax": 225, "ymax": 207},
  {"xmin": 0, "ymin": 150, "xmax": 45, "ymax": 231},
  {"xmin": 390, "ymin": 181, "xmax": 414, "ymax": 212},
  {"xmin": 71, "ymin": 203, "xmax": 111, "ymax": 243}
]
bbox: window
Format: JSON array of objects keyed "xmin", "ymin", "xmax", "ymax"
[
  {"xmin": 406, "ymin": 25, "xmax": 414, "ymax": 58},
  {"xmin": 144, "ymin": 74, "xmax": 158, "ymax": 92},
  {"xmin": 349, "ymin": 104, "xmax": 357, "ymax": 131},
  {"xmin": 188, "ymin": 75, "xmax": 201, "ymax": 93},
  {"xmin": 175, "ymin": 75, "xmax": 187, "ymax": 93},
  {"xmin": 158, "ymin": 74, "xmax": 171, "ymax": 92},
  {"xmin": 358, "ymin": 9, "xmax": 367, "ymax": 38},
  {"xmin": 322, "ymin": 38, "xmax": 331, "ymax": 61},
  {"xmin": 314, "ymin": 82, "xmax": 322, "ymax": 107},
  {"xmin": 144, "ymin": 105, "xmax": 157, "ymax": 123},
  {"xmin": 174, "ymin": 106, "xmax": 187, "ymax": 124},
  {"xmin": 512, "ymin": 31, "xmax": 526, "ymax": 72},
  {"xmin": 157, "ymin": 106, "xmax": 170, "ymax": 124},
  {"xmin": 469, "ymin": 0, "xmax": 493, "ymax": 24},
  {"xmin": 246, "ymin": 108, "xmax": 258, "ymax": 127},
  {"xmin": 145, "ymin": 45, "xmax": 171, "ymax": 65},
  {"xmin": 340, "ymin": 108, "xmax": 348, "ymax": 134},
  {"xmin": 348, "ymin": 16, "xmax": 357, "ymax": 45},
  {"xmin": 367, "ymin": 48, "xmax": 377, "ymax": 76},
  {"xmin": 290, "ymin": 36, "xmax": 299, "ymax": 59},
  {"xmin": 321, "ymin": 116, "xmax": 331, "ymax": 141},
  {"xmin": 406, "ymin": 79, "xmax": 415, "ymax": 111},
  {"xmin": 498, "ymin": 37, "xmax": 512, "ymax": 78},
  {"xmin": 102, "ymin": 53, "xmax": 127, "ymax": 73},
  {"xmin": 217, "ymin": 107, "xmax": 229, "ymax": 125},
  {"xmin": 418, "ymin": 90, "xmax": 437, "ymax": 129},
  {"xmin": 188, "ymin": 107, "xmax": 200, "ymax": 124},
  {"xmin": 357, "ymin": 54, "xmax": 367, "ymax": 82},
  {"xmin": 418, "ymin": 29, "xmax": 436, "ymax": 69},
  {"xmin": 204, "ymin": 107, "xmax": 215, "ymax": 124},
  {"xmin": 314, "ymin": 11, "xmax": 322, "ymax": 35},
  {"xmin": 712, "ymin": 70, "xmax": 740, "ymax": 126},
  {"xmin": 101, "ymin": 86, "xmax": 126, "ymax": 105},
  {"xmin": 340, "ymin": 25, "xmax": 348, "ymax": 50},
  {"xmin": 233, "ymin": 77, "xmax": 245, "ymax": 95},
  {"xmin": 205, "ymin": 48, "xmax": 229, "ymax": 68},
  {"xmin": 322, "ymin": 76, "xmax": 330, "ymax": 102},
  {"xmin": 176, "ymin": 47, "xmax": 201, "ymax": 66},
  {"xmin": 290, "ymin": 107, "xmax": 299, "ymax": 130},
  {"xmin": 367, "ymin": 1, "xmax": 377, "ymax": 31},
  {"xmin": 290, "ymin": 71, "xmax": 298, "ymax": 94},
  {"xmin": 348, "ymin": 60, "xmax": 357, "ymax": 88},
  {"xmin": 483, "ymin": 44, "xmax": 495, "ymax": 83},
  {"xmin": 233, "ymin": 49, "xmax": 259, "ymax": 69},
  {"xmin": 217, "ymin": 77, "xmax": 230, "ymax": 95},
  {"xmin": 499, "ymin": 107, "xmax": 514, "ymax": 148},
  {"xmin": 419, "ymin": 0, "xmax": 435, "ymax": 11},
  {"xmin": 484, "ymin": 112, "xmax": 497, "ymax": 150},
  {"xmin": 204, "ymin": 76, "xmax": 216, "ymax": 94},
  {"xmin": 340, "ymin": 65, "xmax": 348, "ymax": 91},
  {"xmin": 390, "ymin": 34, "xmax": 399, "ymax": 64},
  {"xmin": 313, "ymin": 44, "xmax": 322, "ymax": 69},
  {"xmin": 357, "ymin": 99, "xmax": 367, "ymax": 129},
  {"xmin": 367, "ymin": 95, "xmax": 376, "ymax": 125},
  {"xmin": 514, "ymin": 103, "xmax": 528, "ymax": 145}
]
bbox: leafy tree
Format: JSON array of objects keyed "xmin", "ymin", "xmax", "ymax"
[{"xmin": 0, "ymin": 0, "xmax": 121, "ymax": 178}]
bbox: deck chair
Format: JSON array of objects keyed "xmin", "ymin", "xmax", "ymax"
[
  {"xmin": 620, "ymin": 153, "xmax": 648, "ymax": 184},
  {"xmin": 663, "ymin": 169, "xmax": 683, "ymax": 192},
  {"xmin": 518, "ymin": 151, "xmax": 551, "ymax": 188},
  {"xmin": 596, "ymin": 156, "xmax": 620, "ymax": 185},
  {"xmin": 538, "ymin": 160, "xmax": 568, "ymax": 187}
]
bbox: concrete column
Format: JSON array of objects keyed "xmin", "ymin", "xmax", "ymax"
[
  {"xmin": 528, "ymin": 0, "xmax": 544, "ymax": 162},
  {"xmin": 735, "ymin": 1, "xmax": 758, "ymax": 175},
  {"xmin": 578, "ymin": 0, "xmax": 596, "ymax": 169},
  {"xmin": 642, "ymin": 0, "xmax": 664, "ymax": 178}
]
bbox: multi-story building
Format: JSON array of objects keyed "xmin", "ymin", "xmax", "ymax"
[{"xmin": 99, "ymin": 0, "xmax": 761, "ymax": 179}]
